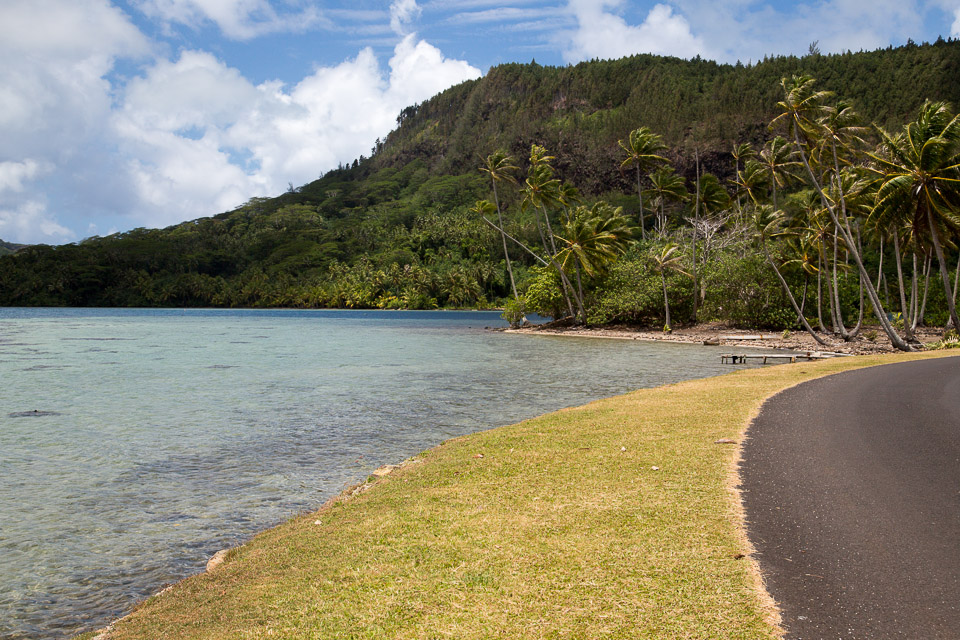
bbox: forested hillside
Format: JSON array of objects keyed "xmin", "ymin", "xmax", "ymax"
[
  {"xmin": 0, "ymin": 240, "xmax": 26, "ymax": 256},
  {"xmin": 3, "ymin": 39, "xmax": 960, "ymax": 348}
]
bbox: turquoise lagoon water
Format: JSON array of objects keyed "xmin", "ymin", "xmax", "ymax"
[{"xmin": 0, "ymin": 308, "xmax": 775, "ymax": 638}]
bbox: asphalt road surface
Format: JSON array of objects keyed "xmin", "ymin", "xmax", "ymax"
[{"xmin": 741, "ymin": 356, "xmax": 960, "ymax": 639}]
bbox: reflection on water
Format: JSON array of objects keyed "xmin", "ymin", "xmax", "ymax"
[{"xmin": 0, "ymin": 308, "xmax": 776, "ymax": 639}]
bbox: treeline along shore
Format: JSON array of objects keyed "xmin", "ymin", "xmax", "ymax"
[{"xmin": 4, "ymin": 40, "xmax": 960, "ymax": 354}]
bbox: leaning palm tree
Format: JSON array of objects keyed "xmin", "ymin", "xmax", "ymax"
[
  {"xmin": 868, "ymin": 101, "xmax": 960, "ymax": 332},
  {"xmin": 479, "ymin": 151, "xmax": 521, "ymax": 301},
  {"xmin": 651, "ymin": 243, "xmax": 689, "ymax": 333},
  {"xmin": 522, "ymin": 157, "xmax": 562, "ymax": 256},
  {"xmin": 619, "ymin": 127, "xmax": 669, "ymax": 240},
  {"xmin": 555, "ymin": 203, "xmax": 634, "ymax": 312},
  {"xmin": 755, "ymin": 205, "xmax": 831, "ymax": 346},
  {"xmin": 775, "ymin": 74, "xmax": 912, "ymax": 351}
]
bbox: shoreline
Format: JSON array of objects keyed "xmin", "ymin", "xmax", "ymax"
[
  {"xmin": 82, "ymin": 350, "xmax": 957, "ymax": 640},
  {"xmin": 504, "ymin": 321, "xmax": 946, "ymax": 356}
]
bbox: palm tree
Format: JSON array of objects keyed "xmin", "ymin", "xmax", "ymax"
[
  {"xmin": 776, "ymin": 74, "xmax": 912, "ymax": 351},
  {"xmin": 759, "ymin": 137, "xmax": 800, "ymax": 210},
  {"xmin": 519, "ymin": 145, "xmax": 588, "ymax": 321},
  {"xmin": 695, "ymin": 173, "xmax": 731, "ymax": 215},
  {"xmin": 558, "ymin": 182, "xmax": 581, "ymax": 223},
  {"xmin": 522, "ymin": 157, "xmax": 562, "ymax": 256},
  {"xmin": 555, "ymin": 204, "xmax": 634, "ymax": 311},
  {"xmin": 651, "ymin": 243, "xmax": 689, "ymax": 332},
  {"xmin": 736, "ymin": 159, "xmax": 770, "ymax": 206},
  {"xmin": 731, "ymin": 142, "xmax": 757, "ymax": 216},
  {"xmin": 480, "ymin": 151, "xmax": 520, "ymax": 301},
  {"xmin": 619, "ymin": 127, "xmax": 669, "ymax": 240},
  {"xmin": 646, "ymin": 167, "xmax": 687, "ymax": 235},
  {"xmin": 755, "ymin": 205, "xmax": 831, "ymax": 346},
  {"xmin": 869, "ymin": 101, "xmax": 960, "ymax": 333}
]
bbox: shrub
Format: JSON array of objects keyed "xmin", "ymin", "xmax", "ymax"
[
  {"xmin": 501, "ymin": 296, "xmax": 527, "ymax": 327},
  {"xmin": 524, "ymin": 267, "xmax": 566, "ymax": 319}
]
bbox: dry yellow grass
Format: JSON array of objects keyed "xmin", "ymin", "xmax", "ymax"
[{"xmin": 99, "ymin": 350, "xmax": 957, "ymax": 639}]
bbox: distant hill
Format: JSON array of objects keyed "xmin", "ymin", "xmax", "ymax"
[
  {"xmin": 372, "ymin": 38, "xmax": 960, "ymax": 190},
  {"xmin": 2, "ymin": 39, "xmax": 960, "ymax": 308},
  {"xmin": 0, "ymin": 240, "xmax": 26, "ymax": 256}
]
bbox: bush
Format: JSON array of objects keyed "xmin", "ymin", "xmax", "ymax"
[
  {"xmin": 590, "ymin": 255, "xmax": 692, "ymax": 326},
  {"xmin": 501, "ymin": 295, "xmax": 527, "ymax": 327},
  {"xmin": 699, "ymin": 252, "xmax": 796, "ymax": 329},
  {"xmin": 524, "ymin": 267, "xmax": 567, "ymax": 319}
]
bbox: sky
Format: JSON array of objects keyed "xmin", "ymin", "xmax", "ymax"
[{"xmin": 2, "ymin": 0, "xmax": 959, "ymax": 244}]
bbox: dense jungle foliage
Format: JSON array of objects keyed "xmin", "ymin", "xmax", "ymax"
[
  {"xmin": 2, "ymin": 40, "xmax": 960, "ymax": 348},
  {"xmin": 0, "ymin": 240, "xmax": 25, "ymax": 256}
]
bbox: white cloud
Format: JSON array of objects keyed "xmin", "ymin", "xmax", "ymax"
[
  {"xmin": 445, "ymin": 7, "xmax": 560, "ymax": 25},
  {"xmin": 670, "ymin": 0, "xmax": 926, "ymax": 63},
  {"xmin": 0, "ymin": 0, "xmax": 149, "ymax": 243},
  {"xmin": 952, "ymin": 7, "xmax": 960, "ymax": 37},
  {"xmin": 111, "ymin": 36, "xmax": 481, "ymax": 228},
  {"xmin": 0, "ymin": 0, "xmax": 481, "ymax": 243},
  {"xmin": 563, "ymin": 0, "xmax": 711, "ymax": 62},
  {"xmin": 0, "ymin": 161, "xmax": 50, "ymax": 195},
  {"xmin": 133, "ymin": 0, "xmax": 327, "ymax": 40},
  {"xmin": 390, "ymin": 0, "xmax": 422, "ymax": 35},
  {"xmin": 0, "ymin": 201, "xmax": 74, "ymax": 244},
  {"xmin": 387, "ymin": 35, "xmax": 483, "ymax": 107}
]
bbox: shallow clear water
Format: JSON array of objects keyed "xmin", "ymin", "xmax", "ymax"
[{"xmin": 0, "ymin": 308, "xmax": 775, "ymax": 638}]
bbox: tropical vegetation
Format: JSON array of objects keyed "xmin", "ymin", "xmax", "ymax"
[{"xmin": 3, "ymin": 40, "xmax": 960, "ymax": 352}]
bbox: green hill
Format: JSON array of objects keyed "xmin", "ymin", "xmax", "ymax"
[
  {"xmin": 2, "ymin": 39, "xmax": 959, "ymax": 320},
  {"xmin": 0, "ymin": 240, "xmax": 26, "ymax": 256}
]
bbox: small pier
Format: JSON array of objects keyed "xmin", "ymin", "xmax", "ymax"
[{"xmin": 721, "ymin": 351, "xmax": 852, "ymax": 365}]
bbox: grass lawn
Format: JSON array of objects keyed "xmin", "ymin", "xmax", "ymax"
[{"xmin": 94, "ymin": 350, "xmax": 957, "ymax": 639}]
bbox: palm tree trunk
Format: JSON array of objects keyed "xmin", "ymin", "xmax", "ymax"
[
  {"xmin": 734, "ymin": 156, "xmax": 742, "ymax": 215},
  {"xmin": 953, "ymin": 250, "xmax": 960, "ymax": 305},
  {"xmin": 892, "ymin": 229, "xmax": 914, "ymax": 338},
  {"xmin": 574, "ymin": 262, "xmax": 586, "ymax": 321},
  {"xmin": 849, "ymin": 228, "xmax": 865, "ymax": 337},
  {"xmin": 491, "ymin": 181, "xmax": 519, "ymax": 301},
  {"xmin": 636, "ymin": 165, "xmax": 646, "ymax": 240},
  {"xmin": 917, "ymin": 254, "xmax": 931, "ymax": 329},
  {"xmin": 482, "ymin": 214, "xmax": 582, "ymax": 321},
  {"xmin": 817, "ymin": 250, "xmax": 828, "ymax": 333},
  {"xmin": 849, "ymin": 272, "xmax": 865, "ymax": 336},
  {"xmin": 926, "ymin": 205, "xmax": 960, "ymax": 331},
  {"xmin": 909, "ymin": 252, "xmax": 918, "ymax": 331},
  {"xmin": 537, "ymin": 204, "xmax": 579, "ymax": 321},
  {"xmin": 691, "ymin": 150, "xmax": 700, "ymax": 324},
  {"xmin": 875, "ymin": 235, "xmax": 884, "ymax": 291},
  {"xmin": 797, "ymin": 273, "xmax": 809, "ymax": 324},
  {"xmin": 761, "ymin": 234, "xmax": 830, "ymax": 346},
  {"xmin": 541, "ymin": 204, "xmax": 560, "ymax": 258},
  {"xmin": 831, "ymin": 229, "xmax": 851, "ymax": 338},
  {"xmin": 661, "ymin": 271, "xmax": 671, "ymax": 331},
  {"xmin": 790, "ymin": 125, "xmax": 912, "ymax": 351}
]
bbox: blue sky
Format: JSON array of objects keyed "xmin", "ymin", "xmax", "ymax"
[{"xmin": 1, "ymin": 0, "xmax": 959, "ymax": 244}]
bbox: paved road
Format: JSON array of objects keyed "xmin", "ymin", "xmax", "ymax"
[{"xmin": 741, "ymin": 357, "xmax": 960, "ymax": 639}]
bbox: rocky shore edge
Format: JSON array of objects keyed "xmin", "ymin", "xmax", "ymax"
[{"xmin": 502, "ymin": 321, "xmax": 948, "ymax": 356}]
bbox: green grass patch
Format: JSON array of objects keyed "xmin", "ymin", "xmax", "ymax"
[{"xmin": 101, "ymin": 350, "xmax": 956, "ymax": 639}]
